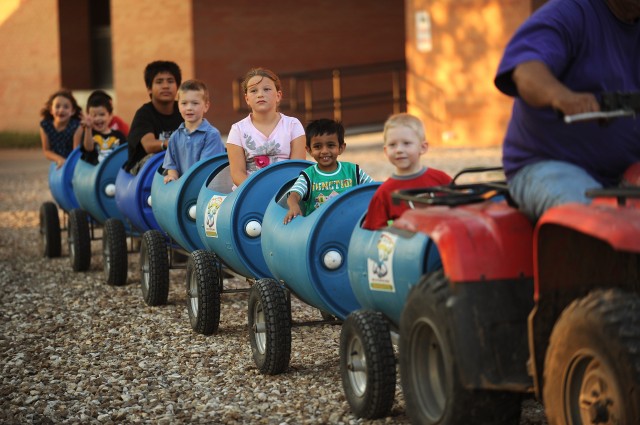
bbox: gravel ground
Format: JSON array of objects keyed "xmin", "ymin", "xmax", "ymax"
[{"xmin": 0, "ymin": 143, "xmax": 549, "ymax": 424}]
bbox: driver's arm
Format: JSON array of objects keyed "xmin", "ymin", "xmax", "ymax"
[{"xmin": 512, "ymin": 60, "xmax": 599, "ymax": 116}]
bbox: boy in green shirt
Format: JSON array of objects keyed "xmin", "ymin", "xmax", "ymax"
[{"xmin": 284, "ymin": 119, "xmax": 373, "ymax": 224}]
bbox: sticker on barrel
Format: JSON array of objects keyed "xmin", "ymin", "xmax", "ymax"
[{"xmin": 367, "ymin": 232, "xmax": 397, "ymax": 292}]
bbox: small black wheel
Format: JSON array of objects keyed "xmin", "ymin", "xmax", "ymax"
[
  {"xmin": 103, "ymin": 218, "xmax": 128, "ymax": 286},
  {"xmin": 68, "ymin": 208, "xmax": 91, "ymax": 271},
  {"xmin": 543, "ymin": 289, "xmax": 640, "ymax": 425},
  {"xmin": 248, "ymin": 278, "xmax": 291, "ymax": 375},
  {"xmin": 139, "ymin": 230, "xmax": 169, "ymax": 306},
  {"xmin": 186, "ymin": 250, "xmax": 222, "ymax": 335},
  {"xmin": 340, "ymin": 310, "xmax": 396, "ymax": 419},
  {"xmin": 39, "ymin": 202, "xmax": 61, "ymax": 258},
  {"xmin": 400, "ymin": 270, "xmax": 522, "ymax": 425}
]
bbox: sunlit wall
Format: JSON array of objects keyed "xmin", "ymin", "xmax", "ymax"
[{"xmin": 405, "ymin": 0, "xmax": 530, "ymax": 147}]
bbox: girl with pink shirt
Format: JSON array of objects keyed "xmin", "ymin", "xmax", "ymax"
[{"xmin": 226, "ymin": 68, "xmax": 306, "ymax": 187}]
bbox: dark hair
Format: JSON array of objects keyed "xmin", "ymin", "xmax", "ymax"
[
  {"xmin": 179, "ymin": 79, "xmax": 210, "ymax": 102},
  {"xmin": 144, "ymin": 60, "xmax": 182, "ymax": 89},
  {"xmin": 86, "ymin": 90, "xmax": 113, "ymax": 113},
  {"xmin": 241, "ymin": 67, "xmax": 282, "ymax": 93},
  {"xmin": 305, "ymin": 119, "xmax": 345, "ymax": 148},
  {"xmin": 40, "ymin": 89, "xmax": 82, "ymax": 121}
]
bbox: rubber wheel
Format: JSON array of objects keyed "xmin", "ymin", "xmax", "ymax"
[
  {"xmin": 340, "ymin": 309, "xmax": 396, "ymax": 419},
  {"xmin": 543, "ymin": 289, "xmax": 640, "ymax": 425},
  {"xmin": 67, "ymin": 208, "xmax": 91, "ymax": 271},
  {"xmin": 399, "ymin": 270, "xmax": 522, "ymax": 425},
  {"xmin": 186, "ymin": 250, "xmax": 222, "ymax": 335},
  {"xmin": 139, "ymin": 230, "xmax": 169, "ymax": 306},
  {"xmin": 248, "ymin": 278, "xmax": 291, "ymax": 375},
  {"xmin": 39, "ymin": 202, "xmax": 61, "ymax": 258},
  {"xmin": 103, "ymin": 218, "xmax": 128, "ymax": 286}
]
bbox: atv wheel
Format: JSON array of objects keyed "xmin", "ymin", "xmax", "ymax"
[
  {"xmin": 543, "ymin": 289, "xmax": 640, "ymax": 425},
  {"xmin": 139, "ymin": 230, "xmax": 169, "ymax": 306},
  {"xmin": 68, "ymin": 208, "xmax": 91, "ymax": 271},
  {"xmin": 340, "ymin": 309, "xmax": 396, "ymax": 419},
  {"xmin": 248, "ymin": 278, "xmax": 291, "ymax": 375},
  {"xmin": 400, "ymin": 271, "xmax": 522, "ymax": 425},
  {"xmin": 186, "ymin": 250, "xmax": 221, "ymax": 335},
  {"xmin": 40, "ymin": 202, "xmax": 61, "ymax": 258},
  {"xmin": 103, "ymin": 218, "xmax": 128, "ymax": 286}
]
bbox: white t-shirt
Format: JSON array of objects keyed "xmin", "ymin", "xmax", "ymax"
[{"xmin": 226, "ymin": 113, "xmax": 305, "ymax": 176}]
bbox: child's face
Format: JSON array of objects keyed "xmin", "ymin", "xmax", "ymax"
[
  {"xmin": 149, "ymin": 71, "xmax": 178, "ymax": 103},
  {"xmin": 178, "ymin": 90, "xmax": 209, "ymax": 125},
  {"xmin": 51, "ymin": 96, "xmax": 75, "ymax": 124},
  {"xmin": 88, "ymin": 106, "xmax": 112, "ymax": 133},
  {"xmin": 383, "ymin": 126, "xmax": 427, "ymax": 176},
  {"xmin": 307, "ymin": 133, "xmax": 345, "ymax": 172},
  {"xmin": 244, "ymin": 76, "xmax": 281, "ymax": 113}
]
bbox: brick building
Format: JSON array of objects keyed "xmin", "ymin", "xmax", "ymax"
[{"xmin": 0, "ymin": 0, "xmax": 539, "ymax": 147}]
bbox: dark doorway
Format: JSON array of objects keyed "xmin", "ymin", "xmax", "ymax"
[{"xmin": 59, "ymin": 0, "xmax": 112, "ymax": 89}]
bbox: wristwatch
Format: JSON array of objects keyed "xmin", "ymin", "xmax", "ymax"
[{"xmin": 161, "ymin": 140, "xmax": 167, "ymax": 150}]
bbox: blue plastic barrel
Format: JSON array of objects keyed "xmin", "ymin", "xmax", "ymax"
[
  {"xmin": 347, "ymin": 221, "xmax": 442, "ymax": 326},
  {"xmin": 151, "ymin": 153, "xmax": 228, "ymax": 252},
  {"xmin": 197, "ymin": 160, "xmax": 313, "ymax": 279},
  {"xmin": 71, "ymin": 144, "xmax": 129, "ymax": 225},
  {"xmin": 261, "ymin": 180, "xmax": 381, "ymax": 320},
  {"xmin": 115, "ymin": 152, "xmax": 165, "ymax": 234},
  {"xmin": 48, "ymin": 147, "xmax": 81, "ymax": 212}
]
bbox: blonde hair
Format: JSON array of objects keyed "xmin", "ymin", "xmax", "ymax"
[{"xmin": 383, "ymin": 113, "xmax": 426, "ymax": 144}]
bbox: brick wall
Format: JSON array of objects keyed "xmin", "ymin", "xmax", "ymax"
[
  {"xmin": 110, "ymin": 0, "xmax": 194, "ymax": 127},
  {"xmin": 406, "ymin": 0, "xmax": 529, "ymax": 147},
  {"xmin": 191, "ymin": 0, "xmax": 406, "ymax": 133},
  {"xmin": 0, "ymin": 0, "xmax": 61, "ymax": 133}
]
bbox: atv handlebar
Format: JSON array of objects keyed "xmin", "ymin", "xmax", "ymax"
[{"xmin": 564, "ymin": 91, "xmax": 640, "ymax": 124}]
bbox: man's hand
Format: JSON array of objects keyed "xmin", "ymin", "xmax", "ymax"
[
  {"xmin": 551, "ymin": 91, "xmax": 600, "ymax": 116},
  {"xmin": 513, "ymin": 60, "xmax": 600, "ymax": 115}
]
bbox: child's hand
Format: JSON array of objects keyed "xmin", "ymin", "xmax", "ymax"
[
  {"xmin": 55, "ymin": 158, "xmax": 65, "ymax": 169},
  {"xmin": 283, "ymin": 205, "xmax": 302, "ymax": 225},
  {"xmin": 80, "ymin": 114, "xmax": 92, "ymax": 129},
  {"xmin": 163, "ymin": 175, "xmax": 177, "ymax": 184}
]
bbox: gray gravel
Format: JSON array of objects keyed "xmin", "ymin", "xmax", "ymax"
[{"xmin": 0, "ymin": 145, "xmax": 548, "ymax": 424}]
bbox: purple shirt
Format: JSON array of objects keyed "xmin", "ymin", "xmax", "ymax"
[{"xmin": 495, "ymin": 0, "xmax": 640, "ymax": 186}]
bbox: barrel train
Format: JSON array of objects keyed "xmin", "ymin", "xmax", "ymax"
[{"xmin": 41, "ymin": 112, "xmax": 640, "ymax": 424}]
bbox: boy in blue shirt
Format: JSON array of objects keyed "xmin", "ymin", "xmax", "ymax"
[
  {"xmin": 284, "ymin": 119, "xmax": 373, "ymax": 224},
  {"xmin": 163, "ymin": 79, "xmax": 225, "ymax": 183}
]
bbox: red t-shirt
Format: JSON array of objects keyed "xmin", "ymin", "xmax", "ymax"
[
  {"xmin": 362, "ymin": 167, "xmax": 452, "ymax": 230},
  {"xmin": 109, "ymin": 115, "xmax": 130, "ymax": 137}
]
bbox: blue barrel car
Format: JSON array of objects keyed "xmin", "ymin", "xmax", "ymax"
[
  {"xmin": 340, "ymin": 222, "xmax": 442, "ymax": 418},
  {"xmin": 66, "ymin": 144, "xmax": 129, "ymax": 272},
  {"xmin": 98, "ymin": 151, "xmax": 166, "ymax": 286},
  {"xmin": 139, "ymin": 153, "xmax": 229, "ymax": 306},
  {"xmin": 40, "ymin": 147, "xmax": 82, "ymax": 258},
  {"xmin": 186, "ymin": 159, "xmax": 312, "ymax": 336},
  {"xmin": 248, "ymin": 179, "xmax": 380, "ymax": 375}
]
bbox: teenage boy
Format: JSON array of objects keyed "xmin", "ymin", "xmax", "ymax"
[{"xmin": 124, "ymin": 60, "xmax": 183, "ymax": 175}]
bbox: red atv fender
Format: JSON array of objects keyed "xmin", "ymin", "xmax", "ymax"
[
  {"xmin": 394, "ymin": 200, "xmax": 534, "ymax": 283},
  {"xmin": 534, "ymin": 201, "xmax": 640, "ymax": 300}
]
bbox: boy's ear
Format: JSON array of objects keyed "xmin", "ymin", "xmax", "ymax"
[
  {"xmin": 305, "ymin": 145, "xmax": 312, "ymax": 154},
  {"xmin": 339, "ymin": 143, "xmax": 346, "ymax": 154},
  {"xmin": 421, "ymin": 140, "xmax": 428, "ymax": 154}
]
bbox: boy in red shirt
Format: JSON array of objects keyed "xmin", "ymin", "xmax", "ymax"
[{"xmin": 362, "ymin": 113, "xmax": 451, "ymax": 230}]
